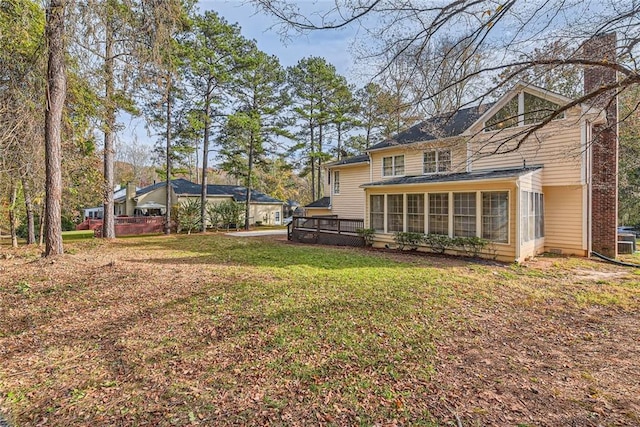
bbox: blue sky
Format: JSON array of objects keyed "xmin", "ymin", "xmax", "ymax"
[
  {"xmin": 119, "ymin": 1, "xmax": 361, "ymax": 154},
  {"xmin": 197, "ymin": 0, "xmax": 359, "ymax": 78}
]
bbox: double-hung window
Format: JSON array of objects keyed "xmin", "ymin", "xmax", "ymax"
[
  {"xmin": 423, "ymin": 149, "xmax": 451, "ymax": 174},
  {"xmin": 333, "ymin": 171, "xmax": 340, "ymax": 194},
  {"xmin": 387, "ymin": 194, "xmax": 404, "ymax": 232},
  {"xmin": 382, "ymin": 155, "xmax": 405, "ymax": 177},
  {"xmin": 454, "ymin": 192, "xmax": 476, "ymax": 237},
  {"xmin": 428, "ymin": 193, "xmax": 449, "ymax": 235},
  {"xmin": 482, "ymin": 192, "xmax": 508, "ymax": 243},
  {"xmin": 370, "ymin": 195, "xmax": 384, "ymax": 232},
  {"xmin": 407, "ymin": 194, "xmax": 425, "ymax": 233}
]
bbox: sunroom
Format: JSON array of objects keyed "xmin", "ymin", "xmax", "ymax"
[{"xmin": 361, "ymin": 167, "xmax": 544, "ymax": 262}]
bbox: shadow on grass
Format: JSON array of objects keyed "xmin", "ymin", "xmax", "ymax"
[{"xmin": 117, "ymin": 233, "xmax": 417, "ymax": 270}]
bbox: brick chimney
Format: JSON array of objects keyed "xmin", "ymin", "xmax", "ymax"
[{"xmin": 584, "ymin": 33, "xmax": 618, "ymax": 258}]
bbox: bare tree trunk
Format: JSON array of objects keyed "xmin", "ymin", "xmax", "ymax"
[
  {"xmin": 22, "ymin": 176, "xmax": 36, "ymax": 244},
  {"xmin": 317, "ymin": 123, "xmax": 323, "ymax": 198},
  {"xmin": 310, "ymin": 116, "xmax": 316, "ymax": 201},
  {"xmin": 244, "ymin": 133, "xmax": 255, "ymax": 230},
  {"xmin": 44, "ymin": 0, "xmax": 66, "ymax": 257},
  {"xmin": 9, "ymin": 183, "xmax": 19, "ymax": 248},
  {"xmin": 164, "ymin": 75, "xmax": 172, "ymax": 235},
  {"xmin": 200, "ymin": 80, "xmax": 212, "ymax": 233},
  {"xmin": 39, "ymin": 204, "xmax": 45, "ymax": 246},
  {"xmin": 103, "ymin": 19, "xmax": 116, "ymax": 239}
]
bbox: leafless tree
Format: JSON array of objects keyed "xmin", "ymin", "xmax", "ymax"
[{"xmin": 253, "ymin": 0, "xmax": 640, "ymax": 152}]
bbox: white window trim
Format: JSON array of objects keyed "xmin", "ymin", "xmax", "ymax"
[
  {"xmin": 423, "ymin": 149, "xmax": 452, "ymax": 175},
  {"xmin": 483, "ymin": 91, "xmax": 566, "ymax": 132},
  {"xmin": 333, "ymin": 171, "xmax": 340, "ymax": 195},
  {"xmin": 372, "ymin": 190, "xmax": 511, "ymax": 245},
  {"xmin": 382, "ymin": 155, "xmax": 405, "ymax": 177}
]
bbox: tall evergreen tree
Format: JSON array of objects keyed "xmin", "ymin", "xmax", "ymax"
[
  {"xmin": 287, "ymin": 57, "xmax": 347, "ymax": 200},
  {"xmin": 182, "ymin": 11, "xmax": 247, "ymax": 231},
  {"xmin": 219, "ymin": 45, "xmax": 290, "ymax": 229}
]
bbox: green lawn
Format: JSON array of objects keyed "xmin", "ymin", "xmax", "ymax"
[{"xmin": 1, "ymin": 234, "xmax": 639, "ymax": 426}]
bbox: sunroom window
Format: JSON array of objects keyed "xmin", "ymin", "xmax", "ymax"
[
  {"xmin": 453, "ymin": 192, "xmax": 476, "ymax": 237},
  {"xmin": 482, "ymin": 192, "xmax": 508, "ymax": 243},
  {"xmin": 387, "ymin": 194, "xmax": 404, "ymax": 232},
  {"xmin": 370, "ymin": 195, "xmax": 384, "ymax": 232},
  {"xmin": 407, "ymin": 194, "xmax": 425, "ymax": 233}
]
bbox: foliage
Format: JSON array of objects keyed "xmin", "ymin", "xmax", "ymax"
[
  {"xmin": 175, "ymin": 198, "xmax": 202, "ymax": 234},
  {"xmin": 618, "ymin": 87, "xmax": 640, "ymax": 225},
  {"xmin": 394, "ymin": 232, "xmax": 492, "ymax": 258},
  {"xmin": 393, "ymin": 232, "xmax": 424, "ymax": 251},
  {"xmin": 287, "ymin": 56, "xmax": 353, "ymax": 200},
  {"xmin": 356, "ymin": 228, "xmax": 376, "ymax": 246},
  {"xmin": 207, "ymin": 200, "xmax": 244, "ymax": 230}
]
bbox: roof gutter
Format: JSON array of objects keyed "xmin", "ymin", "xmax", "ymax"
[
  {"xmin": 360, "ymin": 175, "xmax": 524, "ymax": 189},
  {"xmin": 365, "ymin": 135, "xmax": 463, "ymax": 153}
]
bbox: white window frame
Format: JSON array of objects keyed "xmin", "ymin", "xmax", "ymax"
[
  {"xmin": 382, "ymin": 155, "xmax": 405, "ymax": 177},
  {"xmin": 423, "ymin": 149, "xmax": 452, "ymax": 174},
  {"xmin": 481, "ymin": 191, "xmax": 509, "ymax": 243},
  {"xmin": 484, "ymin": 91, "xmax": 565, "ymax": 132},
  {"xmin": 333, "ymin": 170, "xmax": 340, "ymax": 194}
]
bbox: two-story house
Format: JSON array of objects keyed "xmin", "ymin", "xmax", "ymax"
[{"xmin": 317, "ymin": 73, "xmax": 618, "ymax": 262}]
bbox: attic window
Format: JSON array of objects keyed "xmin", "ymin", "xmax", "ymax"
[{"xmin": 484, "ymin": 91, "xmax": 564, "ymax": 131}]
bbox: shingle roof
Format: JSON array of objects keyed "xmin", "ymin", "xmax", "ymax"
[
  {"xmin": 136, "ymin": 178, "xmax": 283, "ymax": 204},
  {"xmin": 326, "ymin": 154, "xmax": 369, "ymax": 167},
  {"xmin": 305, "ymin": 197, "xmax": 331, "ymax": 208},
  {"xmin": 362, "ymin": 167, "xmax": 542, "ymax": 187},
  {"xmin": 368, "ymin": 104, "xmax": 494, "ymax": 151}
]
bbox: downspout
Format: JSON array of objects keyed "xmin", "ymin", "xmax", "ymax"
[
  {"xmin": 515, "ymin": 178, "xmax": 521, "ymax": 263},
  {"xmin": 587, "ymin": 121, "xmax": 593, "ymax": 256}
]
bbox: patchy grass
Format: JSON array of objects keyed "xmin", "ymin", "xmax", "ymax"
[
  {"xmin": 61, "ymin": 230, "xmax": 95, "ymax": 241},
  {"xmin": 1, "ymin": 234, "xmax": 639, "ymax": 426}
]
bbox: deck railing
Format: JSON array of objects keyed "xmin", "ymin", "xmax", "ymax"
[{"xmin": 288, "ymin": 216, "xmax": 365, "ymax": 246}]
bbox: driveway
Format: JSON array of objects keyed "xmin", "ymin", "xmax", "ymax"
[{"xmin": 225, "ymin": 229, "xmax": 287, "ymax": 237}]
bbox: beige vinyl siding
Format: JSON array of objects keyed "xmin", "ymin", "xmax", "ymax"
[
  {"xmin": 250, "ymin": 204, "xmax": 283, "ymax": 225},
  {"xmin": 543, "ymin": 185, "xmax": 587, "ymax": 255},
  {"xmin": 331, "ymin": 164, "xmax": 369, "ymax": 219},
  {"xmin": 305, "ymin": 207, "xmax": 332, "ymax": 217},
  {"xmin": 370, "ymin": 140, "xmax": 467, "ymax": 182},
  {"xmin": 364, "ymin": 180, "xmax": 518, "ymax": 262},
  {"xmin": 470, "ymin": 117, "xmax": 584, "ymax": 186}
]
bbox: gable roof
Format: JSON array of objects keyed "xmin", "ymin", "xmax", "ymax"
[
  {"xmin": 368, "ymin": 104, "xmax": 492, "ymax": 151},
  {"xmin": 367, "ymin": 82, "xmax": 580, "ymax": 151},
  {"xmin": 464, "ymin": 82, "xmax": 575, "ymax": 135},
  {"xmin": 305, "ymin": 197, "xmax": 331, "ymax": 208},
  {"xmin": 135, "ymin": 178, "xmax": 283, "ymax": 204},
  {"xmin": 361, "ymin": 166, "xmax": 542, "ymax": 188}
]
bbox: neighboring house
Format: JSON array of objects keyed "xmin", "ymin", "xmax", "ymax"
[
  {"xmin": 83, "ymin": 184, "xmax": 139, "ymax": 219},
  {"xmin": 113, "ymin": 178, "xmax": 285, "ymax": 225},
  {"xmin": 304, "ymin": 197, "xmax": 332, "ymax": 217},
  {"xmin": 316, "ymin": 71, "xmax": 618, "ymax": 262}
]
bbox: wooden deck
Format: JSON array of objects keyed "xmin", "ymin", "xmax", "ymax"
[{"xmin": 288, "ymin": 216, "xmax": 365, "ymax": 247}]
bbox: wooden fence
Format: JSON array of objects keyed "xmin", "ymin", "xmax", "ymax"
[
  {"xmin": 288, "ymin": 216, "xmax": 365, "ymax": 247},
  {"xmin": 77, "ymin": 216, "xmax": 165, "ymax": 237}
]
